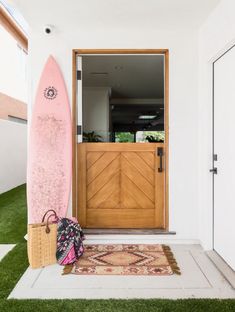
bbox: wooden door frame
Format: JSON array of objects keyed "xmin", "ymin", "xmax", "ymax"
[{"xmin": 71, "ymin": 49, "xmax": 169, "ymax": 230}]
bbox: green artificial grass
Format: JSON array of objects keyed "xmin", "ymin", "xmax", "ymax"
[
  {"xmin": 0, "ymin": 299, "xmax": 234, "ymax": 312},
  {"xmin": 0, "ymin": 243, "xmax": 28, "ymax": 299},
  {"xmin": 0, "ymin": 184, "xmax": 27, "ymax": 243},
  {"xmin": 0, "ymin": 185, "xmax": 235, "ymax": 311}
]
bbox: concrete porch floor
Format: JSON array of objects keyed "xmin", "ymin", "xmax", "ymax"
[{"xmin": 8, "ymin": 237, "xmax": 235, "ymax": 300}]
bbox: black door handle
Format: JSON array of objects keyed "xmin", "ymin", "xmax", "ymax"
[{"xmin": 157, "ymin": 147, "xmax": 163, "ymax": 172}]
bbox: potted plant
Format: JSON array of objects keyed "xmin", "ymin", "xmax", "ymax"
[{"xmin": 83, "ymin": 131, "xmax": 103, "ymax": 142}]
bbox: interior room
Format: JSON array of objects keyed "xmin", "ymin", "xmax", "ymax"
[{"xmin": 82, "ymin": 55, "xmax": 165, "ymax": 143}]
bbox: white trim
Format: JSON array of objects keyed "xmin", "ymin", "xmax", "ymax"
[{"xmin": 209, "ymin": 37, "xmax": 235, "ymax": 64}]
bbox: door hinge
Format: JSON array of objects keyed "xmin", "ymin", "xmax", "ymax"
[
  {"xmin": 77, "ymin": 125, "xmax": 82, "ymax": 135},
  {"xmin": 77, "ymin": 70, "xmax": 82, "ymax": 80},
  {"xmin": 213, "ymin": 154, "xmax": 218, "ymax": 161},
  {"xmin": 209, "ymin": 167, "xmax": 217, "ymax": 174}
]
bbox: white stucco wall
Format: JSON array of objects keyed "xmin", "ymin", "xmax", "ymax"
[
  {"xmin": 0, "ymin": 120, "xmax": 27, "ymax": 193},
  {"xmin": 0, "ymin": 24, "xmax": 27, "ymax": 103},
  {"xmin": 198, "ymin": 0, "xmax": 235, "ymax": 249}
]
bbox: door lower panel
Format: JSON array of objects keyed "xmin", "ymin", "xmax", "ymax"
[
  {"xmin": 87, "ymin": 209, "xmax": 155, "ymax": 228},
  {"xmin": 77, "ymin": 143, "xmax": 164, "ymax": 228}
]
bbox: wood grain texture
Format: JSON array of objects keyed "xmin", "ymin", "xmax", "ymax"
[
  {"xmin": 121, "ymin": 155, "xmax": 154, "ymax": 204},
  {"xmin": 87, "ymin": 152, "xmax": 104, "ymax": 169},
  {"xmin": 77, "ymin": 143, "xmax": 164, "ymax": 228},
  {"xmin": 85, "ymin": 142, "xmax": 161, "ymax": 152},
  {"xmin": 87, "ymin": 152, "xmax": 119, "ymax": 185},
  {"xmin": 77, "ymin": 143, "xmax": 87, "ymax": 226},
  {"xmin": 86, "ymin": 208, "xmax": 155, "ymax": 228},
  {"xmin": 74, "ymin": 49, "xmax": 168, "ymax": 55},
  {"xmin": 88, "ymin": 172, "xmax": 120, "ymax": 209},
  {"xmin": 138, "ymin": 152, "xmax": 155, "ymax": 169},
  {"xmin": 121, "ymin": 172, "xmax": 154, "ymax": 209},
  {"xmin": 164, "ymin": 50, "xmax": 169, "ymax": 230},
  {"xmin": 122, "ymin": 152, "xmax": 154, "ymax": 184},
  {"xmin": 87, "ymin": 155, "xmax": 120, "ymax": 201}
]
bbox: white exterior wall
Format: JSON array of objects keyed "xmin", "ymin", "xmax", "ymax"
[
  {"xmin": 0, "ymin": 24, "xmax": 27, "ymax": 103},
  {"xmin": 26, "ymin": 27, "xmax": 199, "ymax": 242},
  {"xmin": 0, "ymin": 120, "xmax": 27, "ymax": 193},
  {"xmin": 198, "ymin": 0, "xmax": 235, "ymax": 249}
]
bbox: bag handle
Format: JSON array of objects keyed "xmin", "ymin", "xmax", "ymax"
[
  {"xmin": 41, "ymin": 210, "xmax": 58, "ymax": 234},
  {"xmin": 41, "ymin": 209, "xmax": 58, "ymax": 223}
]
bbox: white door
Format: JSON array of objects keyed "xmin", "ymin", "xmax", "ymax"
[{"xmin": 213, "ymin": 46, "xmax": 235, "ymax": 270}]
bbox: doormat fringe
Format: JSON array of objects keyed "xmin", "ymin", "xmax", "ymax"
[
  {"xmin": 162, "ymin": 244, "xmax": 181, "ymax": 275},
  {"xmin": 62, "ymin": 264, "xmax": 73, "ymax": 275}
]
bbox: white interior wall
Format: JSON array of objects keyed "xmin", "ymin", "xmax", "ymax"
[
  {"xmin": 0, "ymin": 120, "xmax": 27, "ymax": 193},
  {"xmin": 26, "ymin": 27, "xmax": 199, "ymax": 241},
  {"xmin": 198, "ymin": 0, "xmax": 235, "ymax": 249},
  {"xmin": 83, "ymin": 87, "xmax": 110, "ymax": 142}
]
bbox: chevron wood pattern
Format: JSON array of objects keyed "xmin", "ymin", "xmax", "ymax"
[{"xmin": 77, "ymin": 143, "xmax": 164, "ymax": 228}]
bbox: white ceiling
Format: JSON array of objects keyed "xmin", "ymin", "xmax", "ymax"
[
  {"xmin": 9, "ymin": 0, "xmax": 221, "ymax": 31},
  {"xmin": 83, "ymin": 55, "xmax": 164, "ymax": 98}
]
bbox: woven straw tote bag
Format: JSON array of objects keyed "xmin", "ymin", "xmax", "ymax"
[{"xmin": 28, "ymin": 209, "xmax": 58, "ymax": 269}]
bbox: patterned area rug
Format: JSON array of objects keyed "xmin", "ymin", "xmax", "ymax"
[{"xmin": 63, "ymin": 244, "xmax": 180, "ymax": 276}]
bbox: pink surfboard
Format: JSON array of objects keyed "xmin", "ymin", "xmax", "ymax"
[{"xmin": 27, "ymin": 56, "xmax": 72, "ymax": 224}]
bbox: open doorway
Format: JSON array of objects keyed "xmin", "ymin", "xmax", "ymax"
[
  {"xmin": 73, "ymin": 50, "xmax": 169, "ymax": 230},
  {"xmin": 82, "ymin": 55, "xmax": 164, "ymax": 144}
]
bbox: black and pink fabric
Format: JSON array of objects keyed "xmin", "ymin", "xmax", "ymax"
[{"xmin": 56, "ymin": 217, "xmax": 85, "ymax": 265}]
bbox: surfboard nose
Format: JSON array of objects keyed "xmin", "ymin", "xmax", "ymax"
[
  {"xmin": 46, "ymin": 55, "xmax": 57, "ymax": 66},
  {"xmin": 43, "ymin": 55, "xmax": 60, "ymax": 75}
]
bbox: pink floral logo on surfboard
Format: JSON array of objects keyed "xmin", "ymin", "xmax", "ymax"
[{"xmin": 44, "ymin": 86, "xmax": 57, "ymax": 100}]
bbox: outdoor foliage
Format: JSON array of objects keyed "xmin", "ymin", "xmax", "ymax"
[
  {"xmin": 115, "ymin": 132, "xmax": 134, "ymax": 142},
  {"xmin": 144, "ymin": 131, "xmax": 165, "ymax": 142}
]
